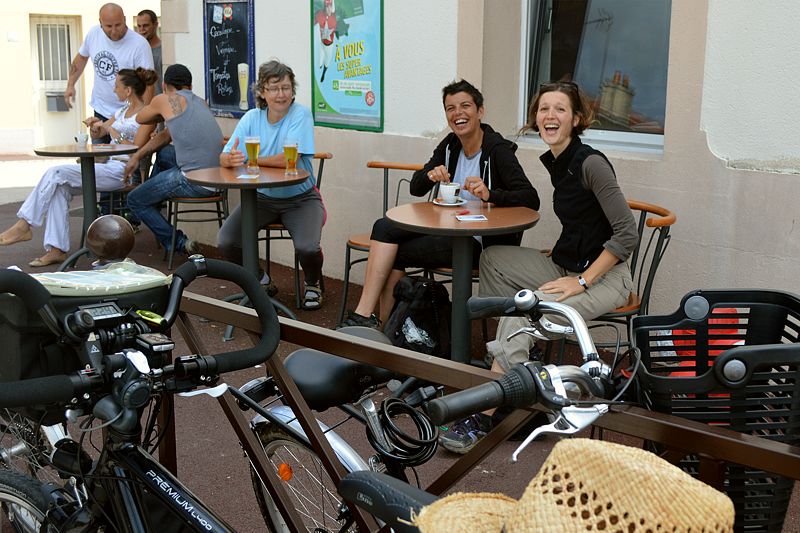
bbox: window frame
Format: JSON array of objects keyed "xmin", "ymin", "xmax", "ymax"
[{"xmin": 518, "ymin": 0, "xmax": 669, "ymax": 155}]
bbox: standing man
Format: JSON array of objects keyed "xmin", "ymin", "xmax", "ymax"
[
  {"xmin": 136, "ymin": 10, "xmax": 162, "ymax": 94},
  {"xmin": 64, "ymin": 3, "xmax": 153, "ymax": 143},
  {"xmin": 125, "ymin": 65, "xmax": 224, "ymax": 256}
]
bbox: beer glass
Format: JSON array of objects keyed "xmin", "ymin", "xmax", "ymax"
[
  {"xmin": 237, "ymin": 63, "xmax": 249, "ymax": 110},
  {"xmin": 283, "ymin": 141, "xmax": 298, "ymax": 175},
  {"xmin": 245, "ymin": 136, "xmax": 260, "ymax": 174}
]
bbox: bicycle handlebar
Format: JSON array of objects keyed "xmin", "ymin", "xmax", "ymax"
[
  {"xmin": 0, "ymin": 257, "xmax": 280, "ymax": 408},
  {"xmin": 428, "ymin": 290, "xmax": 609, "ymax": 425}
]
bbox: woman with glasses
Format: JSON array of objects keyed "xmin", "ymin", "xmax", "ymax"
[
  {"xmin": 218, "ymin": 60, "xmax": 325, "ymax": 310},
  {"xmin": 337, "ymin": 79, "xmax": 540, "ymax": 330},
  {"xmin": 439, "ymin": 81, "xmax": 638, "ymax": 454}
]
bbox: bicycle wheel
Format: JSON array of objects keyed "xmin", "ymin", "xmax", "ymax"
[
  {"xmin": 0, "ymin": 409, "xmax": 63, "ymax": 485},
  {"xmin": 249, "ymin": 424, "xmax": 357, "ymax": 533},
  {"xmin": 0, "ymin": 470, "xmax": 48, "ymax": 532}
]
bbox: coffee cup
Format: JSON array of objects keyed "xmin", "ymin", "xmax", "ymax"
[
  {"xmin": 440, "ymin": 182, "xmax": 461, "ymax": 203},
  {"xmin": 75, "ymin": 132, "xmax": 89, "ymax": 146}
]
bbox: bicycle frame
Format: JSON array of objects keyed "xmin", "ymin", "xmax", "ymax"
[{"xmin": 68, "ymin": 435, "xmax": 235, "ymax": 532}]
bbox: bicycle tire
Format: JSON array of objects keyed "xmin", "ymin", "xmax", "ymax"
[
  {"xmin": 0, "ymin": 469, "xmax": 49, "ymax": 532},
  {"xmin": 0, "ymin": 409, "xmax": 64, "ymax": 485},
  {"xmin": 249, "ymin": 423, "xmax": 358, "ymax": 533}
]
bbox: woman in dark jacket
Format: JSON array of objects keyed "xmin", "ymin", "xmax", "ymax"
[{"xmin": 338, "ymin": 79, "xmax": 540, "ymax": 328}]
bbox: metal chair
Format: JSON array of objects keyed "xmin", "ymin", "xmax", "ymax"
[
  {"xmin": 164, "ymin": 191, "xmax": 229, "ymax": 270},
  {"xmin": 337, "ymin": 161, "xmax": 424, "ymax": 324},
  {"xmin": 261, "ymin": 152, "xmax": 332, "ymax": 308}
]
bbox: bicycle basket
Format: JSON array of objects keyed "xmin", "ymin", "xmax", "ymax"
[{"xmin": 631, "ymin": 288, "xmax": 800, "ymax": 533}]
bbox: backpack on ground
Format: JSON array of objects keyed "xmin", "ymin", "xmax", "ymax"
[{"xmin": 383, "ymin": 276, "xmax": 451, "ymax": 358}]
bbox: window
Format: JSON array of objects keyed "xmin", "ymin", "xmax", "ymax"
[
  {"xmin": 524, "ymin": 0, "xmax": 671, "ymax": 153},
  {"xmin": 35, "ymin": 23, "xmax": 72, "ymax": 84}
]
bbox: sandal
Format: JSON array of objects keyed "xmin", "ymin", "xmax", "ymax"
[{"xmin": 302, "ymin": 283, "xmax": 323, "ymax": 310}]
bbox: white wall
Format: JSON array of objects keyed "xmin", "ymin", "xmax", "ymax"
[
  {"xmin": 165, "ymin": 0, "xmax": 800, "ymax": 318},
  {"xmin": 702, "ymin": 0, "xmax": 800, "ymax": 172}
]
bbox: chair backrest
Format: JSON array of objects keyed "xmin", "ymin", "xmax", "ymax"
[
  {"xmin": 626, "ymin": 199, "xmax": 676, "ymax": 315},
  {"xmin": 366, "ymin": 161, "xmax": 424, "ymax": 215},
  {"xmin": 313, "ymin": 152, "xmax": 333, "ymax": 189}
]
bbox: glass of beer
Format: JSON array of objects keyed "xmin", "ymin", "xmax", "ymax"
[
  {"xmin": 237, "ymin": 63, "xmax": 249, "ymax": 110},
  {"xmin": 283, "ymin": 141, "xmax": 298, "ymax": 175},
  {"xmin": 245, "ymin": 136, "xmax": 260, "ymax": 174}
]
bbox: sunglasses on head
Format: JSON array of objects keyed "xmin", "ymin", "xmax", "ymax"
[{"xmin": 539, "ymin": 80, "xmax": 579, "ymax": 93}]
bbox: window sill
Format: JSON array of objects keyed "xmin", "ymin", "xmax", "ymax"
[{"xmin": 513, "ymin": 131, "xmax": 664, "ymax": 158}]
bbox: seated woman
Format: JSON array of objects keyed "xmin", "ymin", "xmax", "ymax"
[
  {"xmin": 439, "ymin": 80, "xmax": 638, "ymax": 454},
  {"xmin": 0, "ymin": 68, "xmax": 157, "ymax": 267},
  {"xmin": 339, "ymin": 79, "xmax": 540, "ymax": 329},
  {"xmin": 217, "ymin": 60, "xmax": 325, "ymax": 310}
]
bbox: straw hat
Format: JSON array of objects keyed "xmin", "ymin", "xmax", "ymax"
[{"xmin": 415, "ymin": 438, "xmax": 734, "ymax": 532}]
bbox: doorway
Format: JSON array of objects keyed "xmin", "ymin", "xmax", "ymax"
[{"xmin": 30, "ymin": 15, "xmax": 83, "ymax": 146}]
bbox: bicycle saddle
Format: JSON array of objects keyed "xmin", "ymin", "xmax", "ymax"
[{"xmin": 284, "ymin": 326, "xmax": 399, "ymax": 411}]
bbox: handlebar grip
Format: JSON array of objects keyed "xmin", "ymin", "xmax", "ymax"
[
  {"xmin": 467, "ymin": 296, "xmax": 517, "ymax": 320},
  {"xmin": 426, "ymin": 365, "xmax": 538, "ymax": 425},
  {"xmin": 0, "ymin": 375, "xmax": 81, "ymax": 408},
  {"xmin": 0, "ymin": 269, "xmax": 51, "ymax": 312}
]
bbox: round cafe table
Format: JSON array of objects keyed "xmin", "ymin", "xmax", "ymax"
[
  {"xmin": 185, "ymin": 165, "xmax": 309, "ymax": 278},
  {"xmin": 386, "ymin": 200, "xmax": 540, "ymax": 364},
  {"xmin": 34, "ymin": 143, "xmax": 139, "ymax": 243}
]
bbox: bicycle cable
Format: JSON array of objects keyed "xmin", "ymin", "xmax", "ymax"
[{"xmin": 366, "ymin": 397, "xmax": 438, "ymax": 468}]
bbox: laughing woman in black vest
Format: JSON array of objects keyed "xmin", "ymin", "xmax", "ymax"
[
  {"xmin": 481, "ymin": 80, "xmax": 638, "ymax": 372},
  {"xmin": 440, "ymin": 81, "xmax": 637, "ymax": 454}
]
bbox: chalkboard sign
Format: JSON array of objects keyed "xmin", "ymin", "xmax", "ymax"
[{"xmin": 203, "ymin": 0, "xmax": 255, "ymax": 118}]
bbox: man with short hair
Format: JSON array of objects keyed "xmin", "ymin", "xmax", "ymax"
[
  {"xmin": 125, "ymin": 64, "xmax": 224, "ymax": 255},
  {"xmin": 136, "ymin": 9, "xmax": 162, "ymax": 94},
  {"xmin": 64, "ymin": 3, "xmax": 153, "ymax": 142}
]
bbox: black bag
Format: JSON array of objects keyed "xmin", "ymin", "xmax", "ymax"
[{"xmin": 383, "ymin": 276, "xmax": 451, "ymax": 358}]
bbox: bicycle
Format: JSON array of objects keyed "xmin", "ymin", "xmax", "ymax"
[
  {"xmin": 0, "ymin": 256, "xmax": 281, "ymax": 532},
  {"xmin": 239, "ymin": 288, "xmax": 635, "ymax": 532},
  {"xmin": 329, "ymin": 289, "xmax": 633, "ymax": 532}
]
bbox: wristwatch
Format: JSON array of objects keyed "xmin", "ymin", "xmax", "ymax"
[{"xmin": 577, "ymin": 275, "xmax": 588, "ymax": 288}]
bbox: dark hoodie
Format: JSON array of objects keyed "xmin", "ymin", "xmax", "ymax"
[{"xmin": 409, "ymin": 123, "xmax": 540, "ymax": 247}]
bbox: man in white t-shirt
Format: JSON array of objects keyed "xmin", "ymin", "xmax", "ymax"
[{"xmin": 64, "ymin": 3, "xmax": 153, "ymax": 141}]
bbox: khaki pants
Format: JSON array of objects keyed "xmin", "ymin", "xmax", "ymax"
[{"xmin": 479, "ymin": 246, "xmax": 633, "ymax": 371}]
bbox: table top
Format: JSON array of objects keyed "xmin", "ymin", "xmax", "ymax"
[
  {"xmin": 34, "ymin": 144, "xmax": 139, "ymax": 157},
  {"xmin": 386, "ymin": 201, "xmax": 540, "ymax": 237},
  {"xmin": 185, "ymin": 166, "xmax": 310, "ymax": 190}
]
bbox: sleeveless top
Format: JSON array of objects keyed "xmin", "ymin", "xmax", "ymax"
[
  {"xmin": 166, "ymin": 89, "xmax": 224, "ymax": 172},
  {"xmin": 108, "ymin": 102, "xmax": 142, "ymax": 163}
]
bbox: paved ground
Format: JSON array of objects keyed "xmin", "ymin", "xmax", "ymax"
[{"xmin": 0, "ymin": 158, "xmax": 797, "ymax": 531}]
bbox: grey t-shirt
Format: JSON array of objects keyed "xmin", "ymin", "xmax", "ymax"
[
  {"xmin": 152, "ymin": 44, "xmax": 162, "ymax": 95},
  {"xmin": 166, "ymin": 89, "xmax": 223, "ymax": 172}
]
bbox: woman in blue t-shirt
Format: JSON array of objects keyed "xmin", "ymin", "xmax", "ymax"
[{"xmin": 218, "ymin": 60, "xmax": 325, "ymax": 310}]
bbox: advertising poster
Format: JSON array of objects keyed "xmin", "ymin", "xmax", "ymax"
[{"xmin": 311, "ymin": 0, "xmax": 383, "ymax": 132}]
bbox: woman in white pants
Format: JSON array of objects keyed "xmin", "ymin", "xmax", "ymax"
[{"xmin": 0, "ymin": 68, "xmax": 156, "ymax": 266}]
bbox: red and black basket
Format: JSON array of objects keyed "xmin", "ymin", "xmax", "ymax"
[{"xmin": 631, "ymin": 289, "xmax": 800, "ymax": 532}]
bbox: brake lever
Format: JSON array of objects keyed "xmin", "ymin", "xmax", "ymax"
[
  {"xmin": 510, "ymin": 404, "xmax": 609, "ymax": 462},
  {"xmin": 506, "ymin": 316, "xmax": 574, "ymax": 343}
]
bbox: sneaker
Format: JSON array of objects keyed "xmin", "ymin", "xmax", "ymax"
[
  {"xmin": 302, "ymin": 283, "xmax": 323, "ymax": 310},
  {"xmin": 336, "ymin": 310, "xmax": 381, "ymax": 330},
  {"xmin": 183, "ymin": 239, "xmax": 200, "ymax": 255},
  {"xmin": 438, "ymin": 413, "xmax": 493, "ymax": 454}
]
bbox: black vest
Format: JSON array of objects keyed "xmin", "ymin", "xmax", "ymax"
[{"xmin": 542, "ymin": 138, "xmax": 614, "ymax": 273}]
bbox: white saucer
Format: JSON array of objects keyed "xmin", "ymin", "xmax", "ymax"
[{"xmin": 433, "ymin": 197, "xmax": 467, "ymax": 207}]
